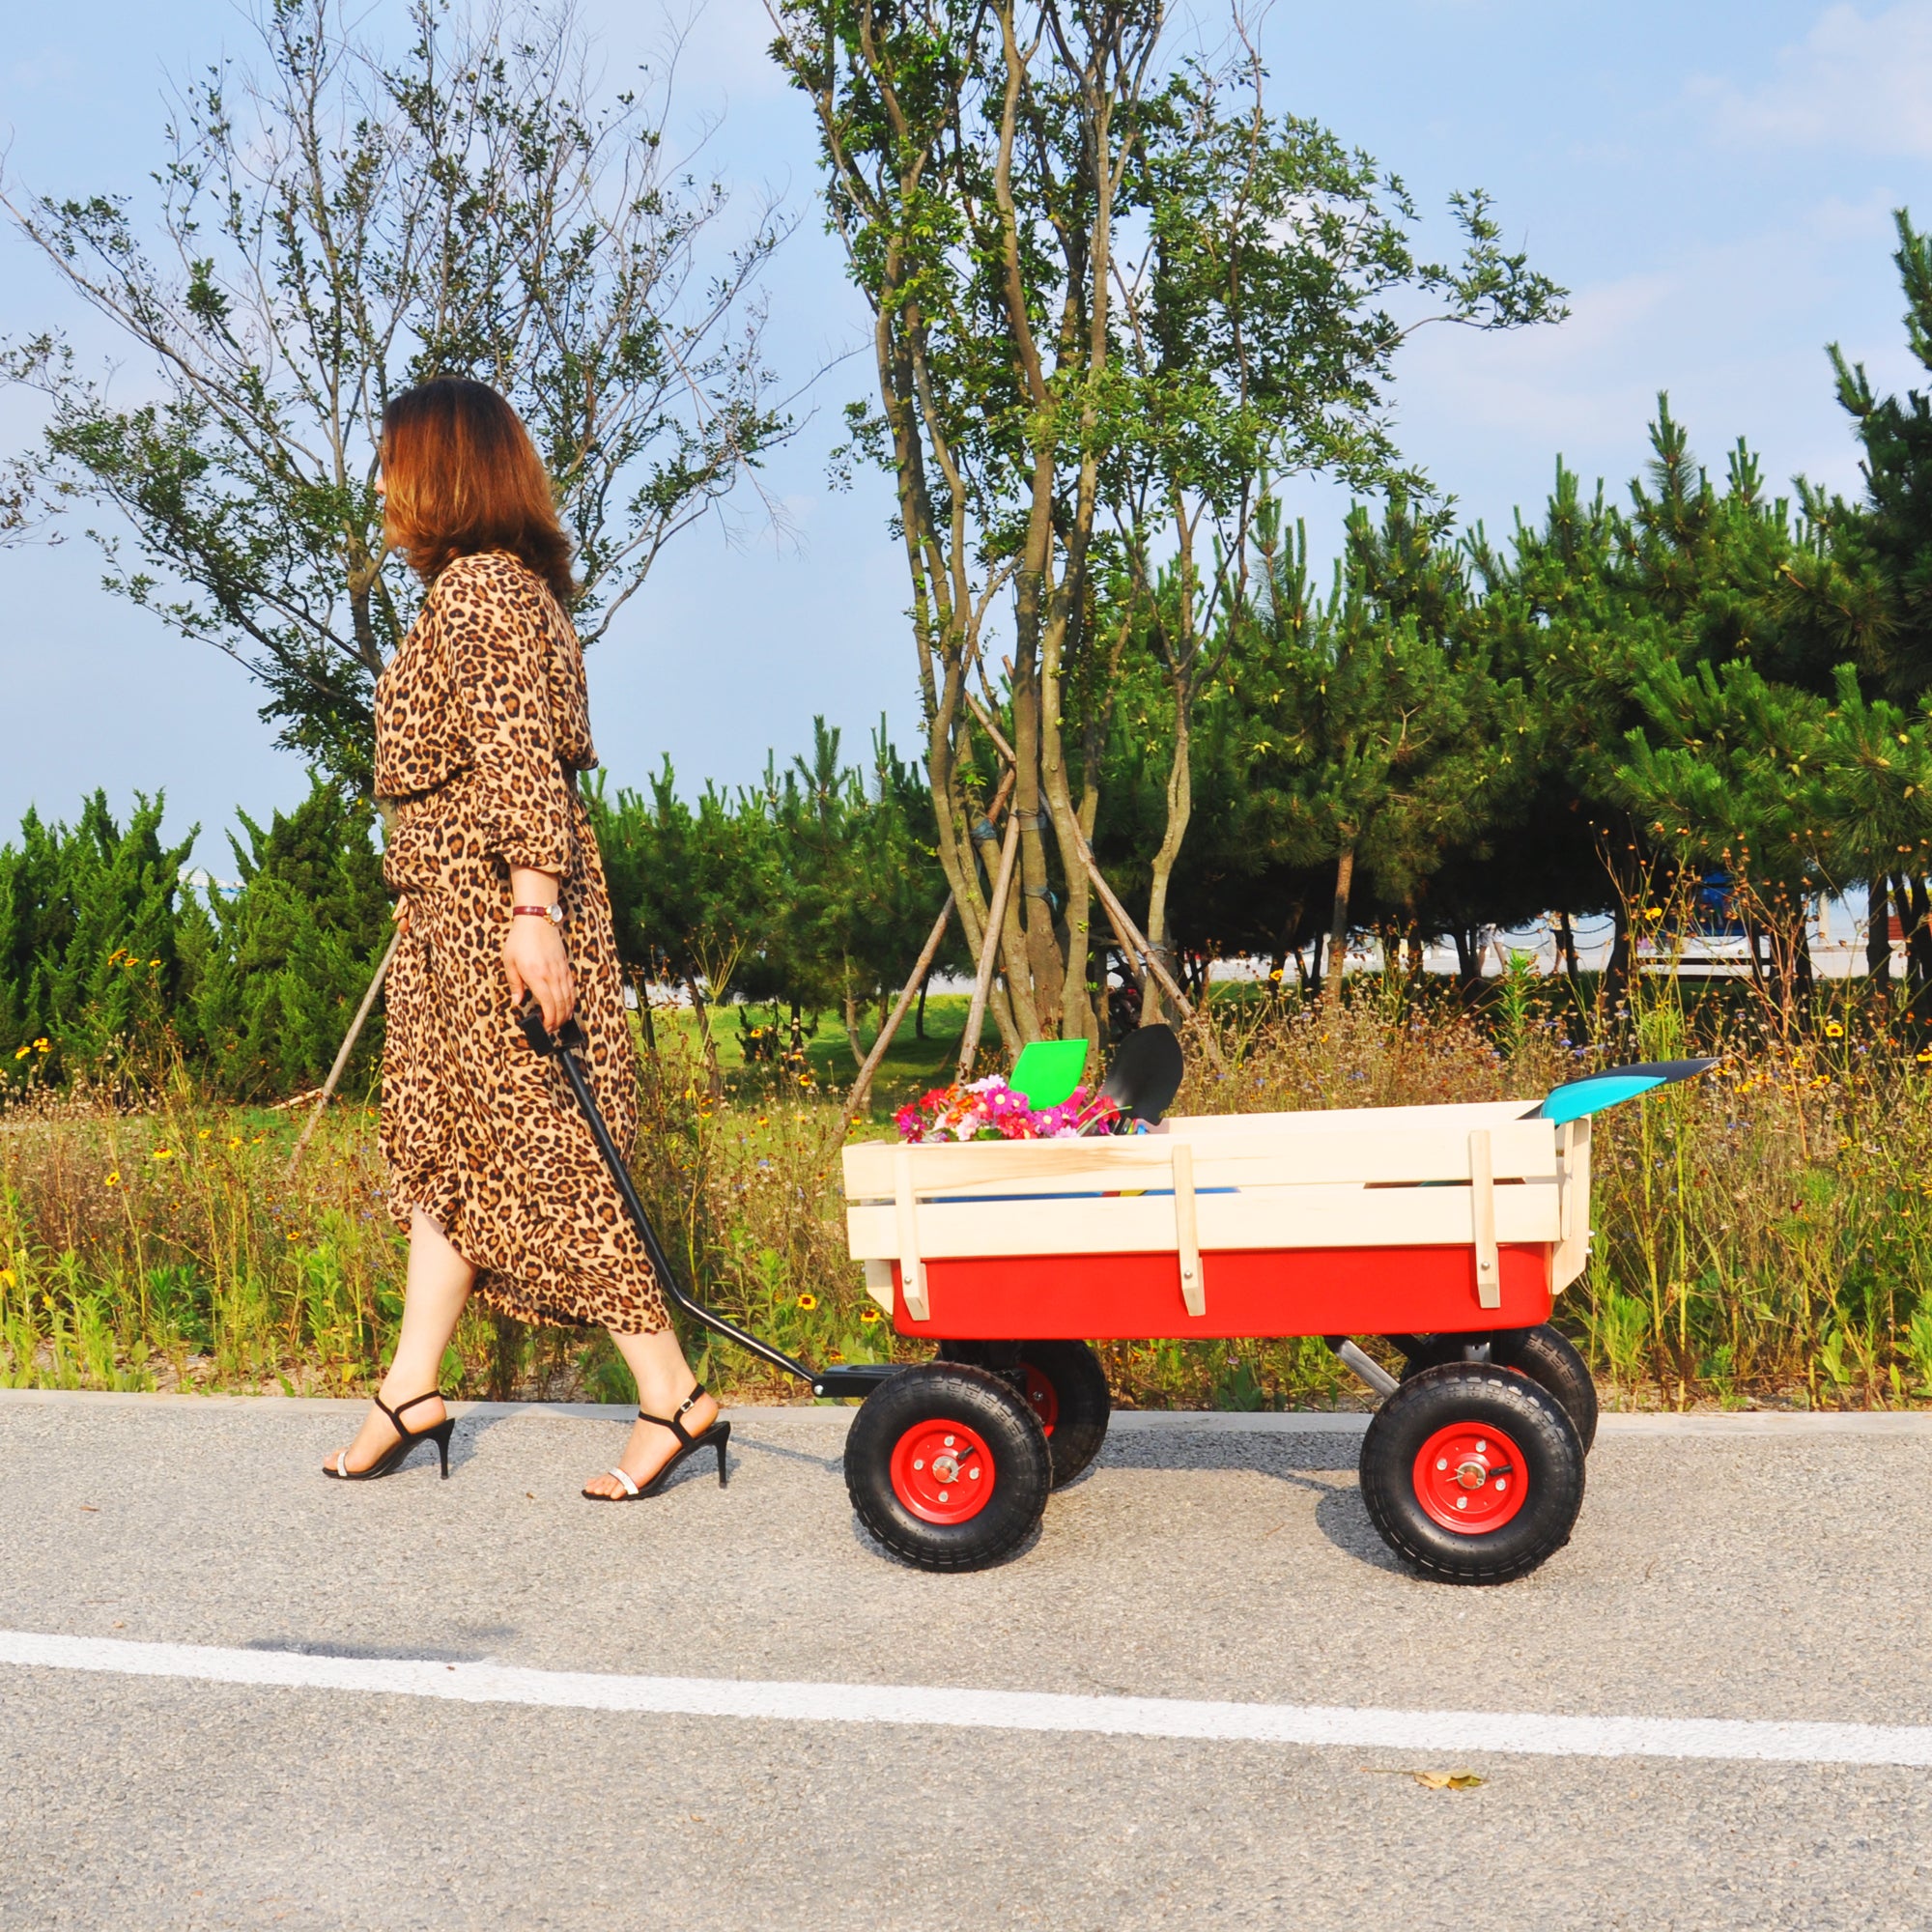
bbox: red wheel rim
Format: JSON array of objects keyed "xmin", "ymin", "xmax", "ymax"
[
  {"xmin": 890, "ymin": 1418, "xmax": 996, "ymax": 1524},
  {"xmin": 1022, "ymin": 1364, "xmax": 1059, "ymax": 1436},
  {"xmin": 1412, "ymin": 1420, "xmax": 1529, "ymax": 1535}
]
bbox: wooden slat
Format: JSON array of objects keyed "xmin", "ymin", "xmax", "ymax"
[
  {"xmin": 847, "ymin": 1179, "xmax": 1562, "ymax": 1262},
  {"xmin": 893, "ymin": 1145, "xmax": 929, "ymax": 1321},
  {"xmin": 1551, "ymin": 1116, "xmax": 1592, "ymax": 1293},
  {"xmin": 1170, "ymin": 1100, "xmax": 1538, "ymax": 1136},
  {"xmin": 842, "ymin": 1118, "xmax": 1558, "ymax": 1202},
  {"xmin": 1173, "ymin": 1142, "xmax": 1204, "ymax": 1317},
  {"xmin": 1469, "ymin": 1128, "xmax": 1501, "ymax": 1311}
]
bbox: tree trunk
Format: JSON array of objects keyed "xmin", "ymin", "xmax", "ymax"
[
  {"xmin": 1556, "ymin": 908, "xmax": 1581, "ymax": 980},
  {"xmin": 1605, "ymin": 904, "xmax": 1632, "ymax": 1002},
  {"xmin": 841, "ymin": 960, "xmax": 865, "ymax": 1072},
  {"xmin": 915, "ymin": 968, "xmax": 930, "ymax": 1040},
  {"xmin": 1323, "ymin": 844, "xmax": 1357, "ymax": 994},
  {"xmin": 1867, "ymin": 876, "xmax": 1892, "ymax": 984},
  {"xmin": 1142, "ymin": 698, "xmax": 1194, "ymax": 1026},
  {"xmin": 1907, "ymin": 875, "xmax": 1932, "ymax": 1003},
  {"xmin": 685, "ymin": 972, "xmax": 723, "ymax": 1097}
]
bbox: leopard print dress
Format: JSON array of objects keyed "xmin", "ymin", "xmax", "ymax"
[{"xmin": 373, "ymin": 550, "xmax": 668, "ymax": 1334}]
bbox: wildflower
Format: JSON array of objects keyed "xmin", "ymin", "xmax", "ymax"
[
  {"xmin": 1825, "ymin": 1022, "xmax": 1844, "ymax": 1039},
  {"xmin": 105, "ymin": 1172, "xmax": 120, "ymax": 1186},
  {"xmin": 796, "ymin": 1293, "xmax": 818, "ymax": 1311},
  {"xmin": 33, "ymin": 1038, "xmax": 48, "ymax": 1053},
  {"xmin": 198, "ymin": 1127, "xmax": 212, "ymax": 1139},
  {"xmin": 1644, "ymin": 906, "xmax": 1663, "ymax": 921},
  {"xmin": 0, "ymin": 1268, "xmax": 14, "ymax": 1288},
  {"xmin": 152, "ymin": 1148, "xmax": 173, "ymax": 1160},
  {"xmin": 227, "ymin": 1137, "xmax": 242, "ymax": 1149},
  {"xmin": 859, "ymin": 1306, "xmax": 881, "ymax": 1324},
  {"xmin": 11, "ymin": 1045, "xmax": 26, "ymax": 1061},
  {"xmin": 149, "ymin": 958, "xmax": 161, "ymax": 968}
]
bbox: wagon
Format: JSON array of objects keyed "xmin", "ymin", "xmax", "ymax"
[
  {"xmin": 524, "ymin": 1002, "xmax": 1702, "ymax": 1586},
  {"xmin": 837, "ymin": 1093, "xmax": 1615, "ymax": 1582}
]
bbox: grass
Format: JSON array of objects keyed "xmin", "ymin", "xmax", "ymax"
[{"xmin": 4, "ymin": 966, "xmax": 1931, "ymax": 1411}]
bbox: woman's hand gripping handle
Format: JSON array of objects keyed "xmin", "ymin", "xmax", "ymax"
[{"xmin": 503, "ymin": 867, "xmax": 575, "ymax": 1033}]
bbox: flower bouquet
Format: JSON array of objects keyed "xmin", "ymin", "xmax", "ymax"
[{"xmin": 895, "ymin": 1074, "xmax": 1120, "ymax": 1144}]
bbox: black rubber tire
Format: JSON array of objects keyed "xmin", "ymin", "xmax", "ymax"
[
  {"xmin": 845, "ymin": 1364, "xmax": 1052, "ymax": 1572},
  {"xmin": 1360, "ymin": 1363, "xmax": 1585, "ymax": 1585},
  {"xmin": 1017, "ymin": 1341, "xmax": 1112, "ymax": 1488},
  {"xmin": 1400, "ymin": 1325, "xmax": 1599, "ymax": 1453}
]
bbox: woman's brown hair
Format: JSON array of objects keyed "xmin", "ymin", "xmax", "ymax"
[{"xmin": 381, "ymin": 378, "xmax": 576, "ymax": 606}]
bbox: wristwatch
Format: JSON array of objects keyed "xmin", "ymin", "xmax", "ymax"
[{"xmin": 511, "ymin": 903, "xmax": 564, "ymax": 926}]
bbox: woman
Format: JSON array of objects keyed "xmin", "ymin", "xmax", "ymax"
[{"xmin": 324, "ymin": 376, "xmax": 724, "ymax": 1502}]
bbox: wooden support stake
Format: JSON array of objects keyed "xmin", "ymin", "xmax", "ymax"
[
  {"xmin": 845, "ymin": 767, "xmax": 1017, "ymax": 1122},
  {"xmin": 957, "ymin": 808, "xmax": 1022, "ymax": 1079},
  {"xmin": 847, "ymin": 895, "xmax": 953, "ymax": 1120},
  {"xmin": 1468, "ymin": 1126, "xmax": 1501, "ymax": 1309},
  {"xmin": 1069, "ymin": 827, "xmax": 1226, "ymax": 1072},
  {"xmin": 286, "ymin": 926, "xmax": 402, "ymax": 1178}
]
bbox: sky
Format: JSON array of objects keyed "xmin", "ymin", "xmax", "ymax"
[{"xmin": 3, "ymin": 0, "xmax": 1931, "ymax": 868}]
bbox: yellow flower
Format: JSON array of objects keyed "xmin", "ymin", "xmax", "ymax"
[
  {"xmin": 11, "ymin": 1045, "xmax": 27, "ymax": 1061},
  {"xmin": 796, "ymin": 1293, "xmax": 818, "ymax": 1311},
  {"xmin": 152, "ymin": 1148, "xmax": 173, "ymax": 1160},
  {"xmin": 227, "ymin": 1137, "xmax": 242, "ymax": 1149},
  {"xmin": 32, "ymin": 1037, "xmax": 48, "ymax": 1052},
  {"xmin": 858, "ymin": 1306, "xmax": 881, "ymax": 1324},
  {"xmin": 105, "ymin": 1172, "xmax": 120, "ymax": 1187},
  {"xmin": 149, "ymin": 957, "xmax": 161, "ymax": 967},
  {"xmin": 0, "ymin": 1268, "xmax": 14, "ymax": 1288},
  {"xmin": 1644, "ymin": 906, "xmax": 1663, "ymax": 921},
  {"xmin": 1825, "ymin": 1022, "xmax": 1844, "ymax": 1038},
  {"xmin": 198, "ymin": 1127, "xmax": 212, "ymax": 1139},
  {"xmin": 756, "ymin": 1117, "xmax": 769, "ymax": 1127}
]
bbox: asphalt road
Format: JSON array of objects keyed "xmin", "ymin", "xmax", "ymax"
[{"xmin": 2, "ymin": 1390, "xmax": 1930, "ymax": 1931}]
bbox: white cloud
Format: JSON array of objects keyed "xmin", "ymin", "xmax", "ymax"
[{"xmin": 1695, "ymin": 2, "xmax": 1932, "ymax": 156}]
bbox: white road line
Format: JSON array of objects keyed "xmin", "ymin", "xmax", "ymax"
[{"xmin": 3, "ymin": 1629, "xmax": 1927, "ymax": 1769}]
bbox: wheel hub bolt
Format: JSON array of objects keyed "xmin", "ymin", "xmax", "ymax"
[
  {"xmin": 932, "ymin": 1454, "xmax": 960, "ymax": 1483},
  {"xmin": 1456, "ymin": 1460, "xmax": 1489, "ymax": 1490}
]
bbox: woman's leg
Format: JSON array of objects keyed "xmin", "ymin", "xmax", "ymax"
[
  {"xmin": 325, "ymin": 1208, "xmax": 476, "ymax": 1474},
  {"xmin": 581, "ymin": 1325, "xmax": 720, "ymax": 1497}
]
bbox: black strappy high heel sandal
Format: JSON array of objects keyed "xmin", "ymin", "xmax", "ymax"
[
  {"xmin": 584, "ymin": 1386, "xmax": 729, "ymax": 1501},
  {"xmin": 324, "ymin": 1389, "xmax": 454, "ymax": 1482}
]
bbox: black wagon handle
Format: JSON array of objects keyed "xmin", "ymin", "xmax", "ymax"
[{"xmin": 516, "ymin": 1002, "xmax": 893, "ymax": 1399}]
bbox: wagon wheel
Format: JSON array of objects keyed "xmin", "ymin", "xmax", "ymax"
[
  {"xmin": 844, "ymin": 1364, "xmax": 1052, "ymax": 1572},
  {"xmin": 937, "ymin": 1341, "xmax": 1112, "ymax": 1487},
  {"xmin": 1018, "ymin": 1341, "xmax": 1111, "ymax": 1488},
  {"xmin": 1399, "ymin": 1325, "xmax": 1599, "ymax": 1453},
  {"xmin": 1359, "ymin": 1363, "xmax": 1585, "ymax": 1585}
]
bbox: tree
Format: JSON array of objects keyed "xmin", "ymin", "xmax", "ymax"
[
  {"xmin": 185, "ymin": 777, "xmax": 393, "ymax": 1094},
  {"xmin": 3, "ymin": 0, "xmax": 793, "ymax": 787},
  {"xmin": 0, "ymin": 792, "xmax": 196, "ymax": 1076},
  {"xmin": 772, "ymin": 0, "xmax": 1563, "ymax": 1041},
  {"xmin": 589, "ymin": 763, "xmax": 778, "ymax": 1091}
]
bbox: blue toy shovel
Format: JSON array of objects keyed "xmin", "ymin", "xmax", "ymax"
[{"xmin": 1529, "ymin": 1057, "xmax": 1718, "ymax": 1124}]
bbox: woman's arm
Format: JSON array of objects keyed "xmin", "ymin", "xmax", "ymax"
[{"xmin": 440, "ymin": 558, "xmax": 582, "ymax": 1029}]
